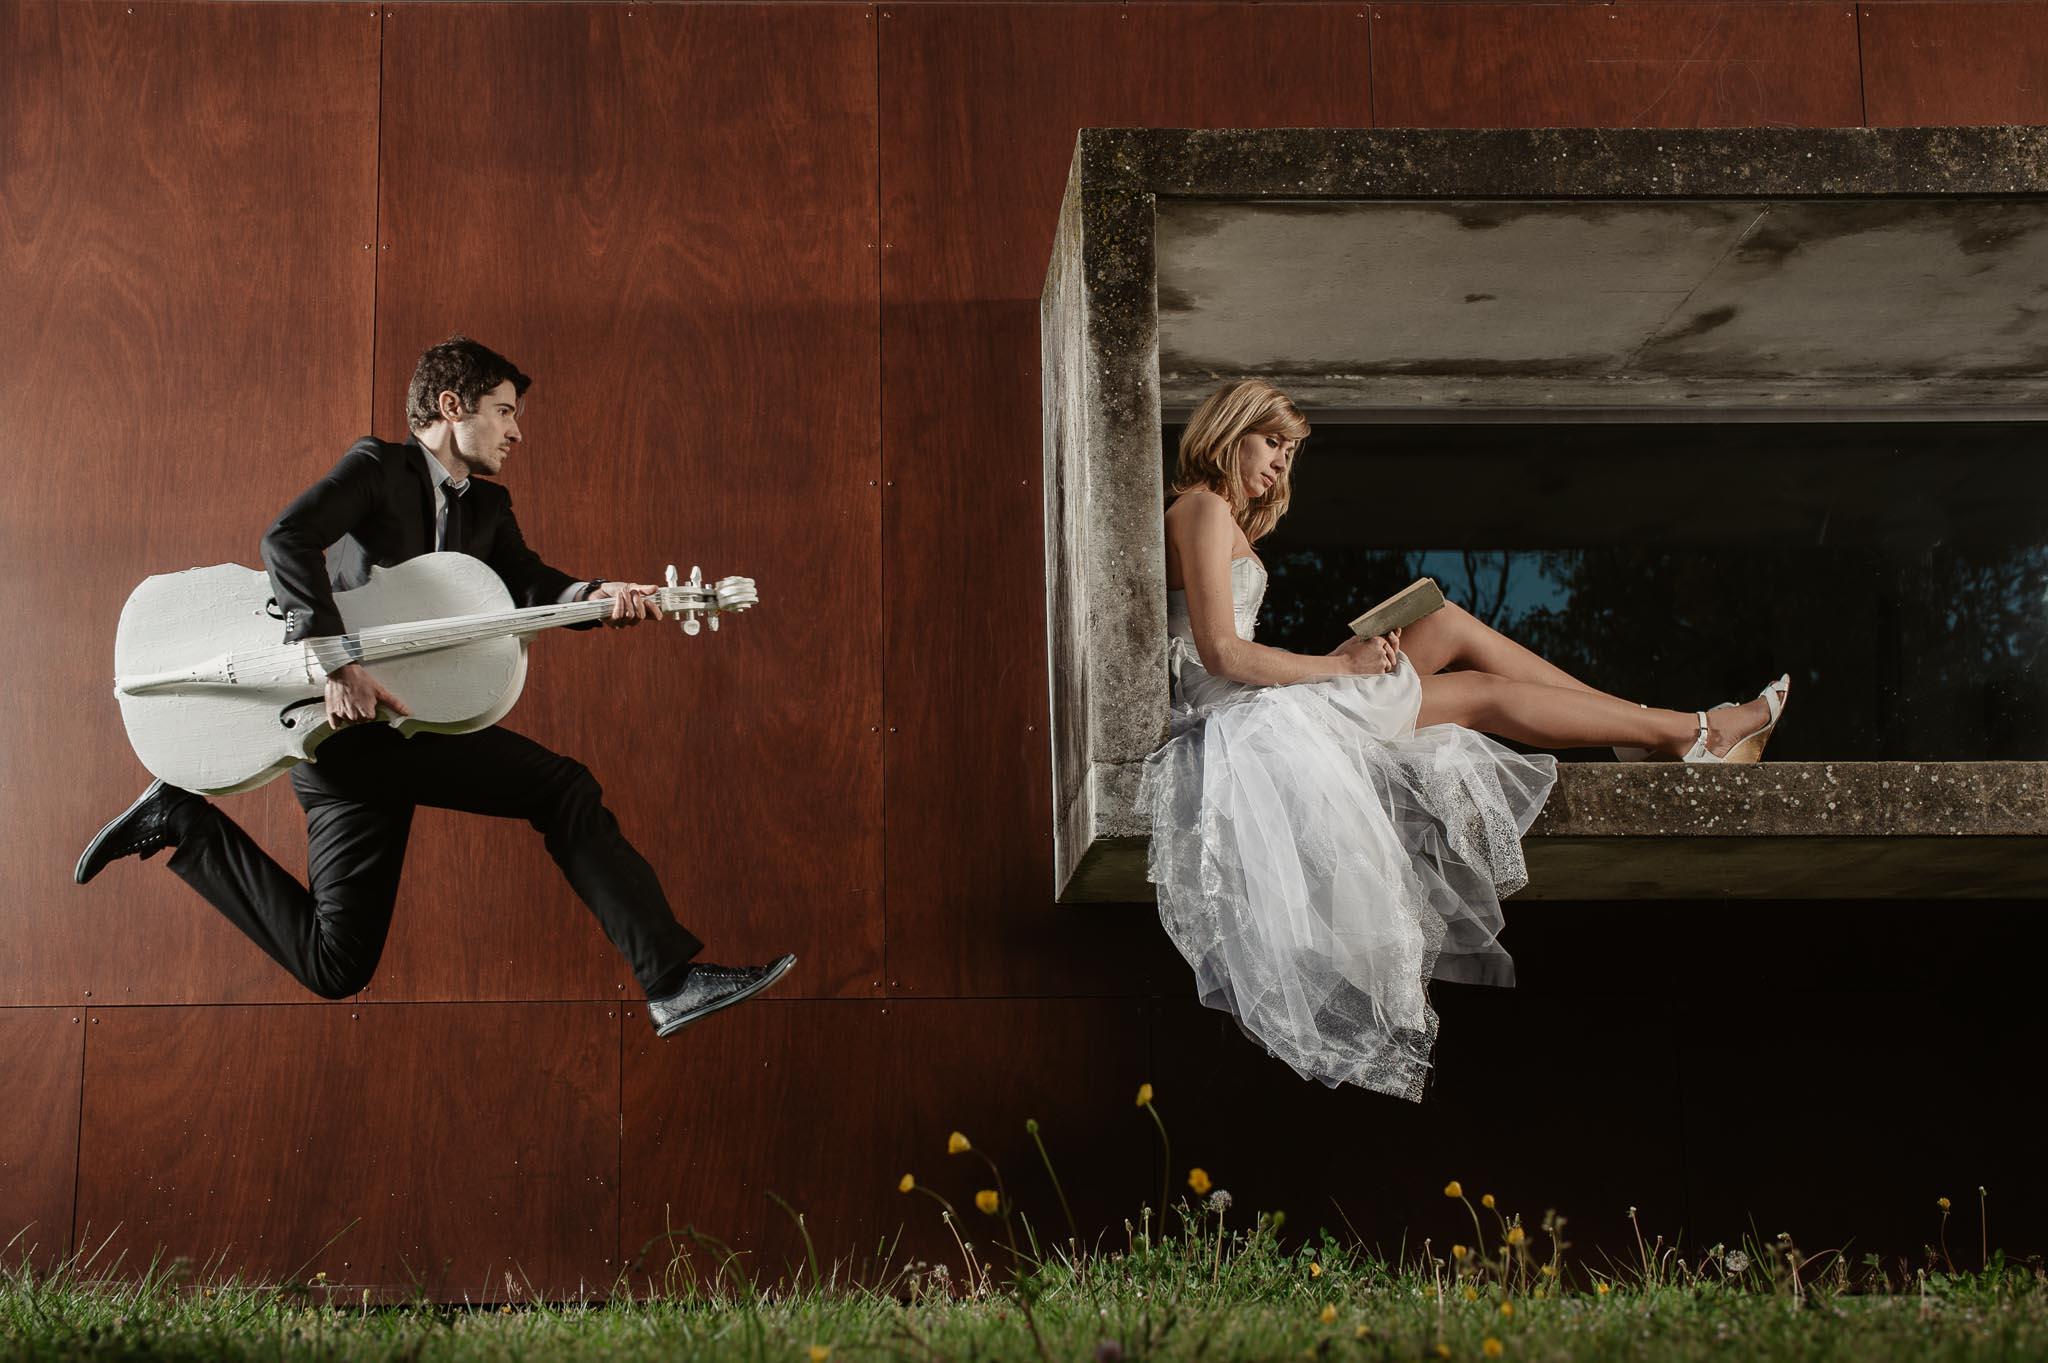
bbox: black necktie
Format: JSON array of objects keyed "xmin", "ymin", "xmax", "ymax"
[{"xmin": 441, "ymin": 481, "xmax": 466, "ymax": 554}]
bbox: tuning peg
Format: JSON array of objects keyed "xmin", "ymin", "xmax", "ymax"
[{"xmin": 683, "ymin": 564, "xmax": 705, "ymax": 635}]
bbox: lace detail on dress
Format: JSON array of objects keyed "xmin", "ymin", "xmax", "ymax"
[{"xmin": 1138, "ymin": 560, "xmax": 1555, "ymax": 1101}]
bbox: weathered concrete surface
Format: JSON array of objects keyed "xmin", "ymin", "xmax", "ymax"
[
  {"xmin": 1156, "ymin": 198, "xmax": 2048, "ymax": 413},
  {"xmin": 1061, "ymin": 762, "xmax": 2048, "ymax": 904},
  {"xmin": 1041, "ymin": 126, "xmax": 2048, "ymax": 903}
]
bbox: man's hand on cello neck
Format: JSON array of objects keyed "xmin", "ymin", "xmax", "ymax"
[{"xmin": 588, "ymin": 581, "xmax": 665, "ymax": 628}]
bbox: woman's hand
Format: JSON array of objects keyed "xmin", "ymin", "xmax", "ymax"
[{"xmin": 1331, "ymin": 629, "xmax": 1401, "ymax": 676}]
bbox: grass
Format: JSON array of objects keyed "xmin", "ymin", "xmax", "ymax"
[
  {"xmin": 5, "ymin": 1096, "xmax": 2039, "ymax": 1361},
  {"xmin": 5, "ymin": 1213, "xmax": 2042, "ymax": 1362}
]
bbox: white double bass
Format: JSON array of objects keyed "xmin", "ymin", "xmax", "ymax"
[{"xmin": 112, "ymin": 552, "xmax": 757, "ymax": 796}]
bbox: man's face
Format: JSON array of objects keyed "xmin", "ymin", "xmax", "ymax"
[{"xmin": 448, "ymin": 379, "xmax": 522, "ymax": 477}]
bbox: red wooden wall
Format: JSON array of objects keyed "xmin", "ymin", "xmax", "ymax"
[{"xmin": 4, "ymin": 0, "xmax": 2046, "ymax": 1295}]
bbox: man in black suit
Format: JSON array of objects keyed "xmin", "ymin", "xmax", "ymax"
[{"xmin": 76, "ymin": 336, "xmax": 792, "ymax": 1036}]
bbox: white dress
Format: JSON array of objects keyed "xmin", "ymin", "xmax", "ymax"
[{"xmin": 1140, "ymin": 557, "xmax": 1557, "ymax": 1102}]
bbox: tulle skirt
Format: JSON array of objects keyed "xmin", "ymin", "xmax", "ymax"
[{"xmin": 1139, "ymin": 655, "xmax": 1556, "ymax": 1102}]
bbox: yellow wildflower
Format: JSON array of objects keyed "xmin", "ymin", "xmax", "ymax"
[
  {"xmin": 1444, "ymin": 1180, "xmax": 1464, "ymax": 1199},
  {"xmin": 1451, "ymin": 1245, "xmax": 1468, "ymax": 1260},
  {"xmin": 808, "ymin": 1349, "xmax": 832, "ymax": 1363},
  {"xmin": 1309, "ymin": 1261, "xmax": 1324, "ymax": 1278},
  {"xmin": 898, "ymin": 1174, "xmax": 915, "ymax": 1194},
  {"xmin": 1481, "ymin": 1193, "xmax": 1496, "ymax": 1210},
  {"xmin": 1319, "ymin": 1303, "xmax": 1338, "ymax": 1325},
  {"xmin": 1483, "ymin": 1340, "xmax": 1504, "ymax": 1359},
  {"xmin": 1938, "ymin": 1196, "xmax": 1952, "ymax": 1211},
  {"xmin": 1499, "ymin": 1301, "xmax": 1514, "ymax": 1318},
  {"xmin": 1463, "ymin": 1286, "xmax": 1479, "ymax": 1302},
  {"xmin": 1595, "ymin": 1282, "xmax": 1611, "ymax": 1297},
  {"xmin": 1354, "ymin": 1325, "xmax": 1373, "ymax": 1340},
  {"xmin": 1136, "ymin": 1083, "xmax": 1154, "ymax": 1107},
  {"xmin": 1506, "ymin": 1227, "xmax": 1526, "ymax": 1247},
  {"xmin": 1540, "ymin": 1265, "xmax": 1556, "ymax": 1278},
  {"xmin": 1188, "ymin": 1167, "xmax": 1212, "ymax": 1195},
  {"xmin": 974, "ymin": 1189, "xmax": 1000, "ymax": 1215},
  {"xmin": 948, "ymin": 1131, "xmax": 971, "ymax": 1155},
  {"xmin": 1435, "ymin": 1345, "xmax": 1452, "ymax": 1360}
]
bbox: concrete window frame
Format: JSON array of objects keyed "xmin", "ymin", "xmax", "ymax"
[{"xmin": 1040, "ymin": 126, "xmax": 2048, "ymax": 904}]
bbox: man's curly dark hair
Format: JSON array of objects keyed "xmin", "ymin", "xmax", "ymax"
[{"xmin": 406, "ymin": 335, "xmax": 532, "ymax": 430}]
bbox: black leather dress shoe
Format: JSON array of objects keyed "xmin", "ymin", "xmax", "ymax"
[
  {"xmin": 74, "ymin": 779, "xmax": 196, "ymax": 885},
  {"xmin": 647, "ymin": 953, "xmax": 796, "ymax": 1037}
]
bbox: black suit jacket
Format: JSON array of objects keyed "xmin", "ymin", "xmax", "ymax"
[{"xmin": 262, "ymin": 434, "xmax": 583, "ymax": 645}]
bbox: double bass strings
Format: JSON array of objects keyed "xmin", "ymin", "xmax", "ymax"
[{"xmin": 222, "ymin": 587, "xmax": 704, "ymax": 678}]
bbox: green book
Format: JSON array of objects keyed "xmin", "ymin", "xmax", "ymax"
[{"xmin": 1348, "ymin": 577, "xmax": 1446, "ymax": 639}]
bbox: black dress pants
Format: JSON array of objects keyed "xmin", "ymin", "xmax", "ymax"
[{"xmin": 166, "ymin": 724, "xmax": 702, "ymax": 1000}]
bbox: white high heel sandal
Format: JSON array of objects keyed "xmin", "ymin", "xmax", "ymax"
[{"xmin": 1680, "ymin": 674, "xmax": 1791, "ymax": 765}]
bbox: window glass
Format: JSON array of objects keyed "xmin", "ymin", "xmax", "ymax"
[{"xmin": 1167, "ymin": 421, "xmax": 2048, "ymax": 760}]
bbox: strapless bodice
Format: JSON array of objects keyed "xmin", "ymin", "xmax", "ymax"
[
  {"xmin": 1166, "ymin": 557, "xmax": 1266, "ymax": 715},
  {"xmin": 1166, "ymin": 556, "xmax": 1265, "ymax": 646}
]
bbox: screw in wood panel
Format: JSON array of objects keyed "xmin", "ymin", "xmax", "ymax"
[{"xmin": 82, "ymin": 989, "xmax": 90, "ymax": 997}]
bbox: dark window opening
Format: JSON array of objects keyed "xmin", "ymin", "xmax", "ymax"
[{"xmin": 1165, "ymin": 421, "xmax": 2048, "ymax": 762}]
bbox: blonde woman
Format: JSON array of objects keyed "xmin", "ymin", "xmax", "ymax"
[{"xmin": 1143, "ymin": 379, "xmax": 1787, "ymax": 1101}]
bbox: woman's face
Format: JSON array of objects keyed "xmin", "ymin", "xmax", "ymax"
[{"xmin": 1233, "ymin": 430, "xmax": 1297, "ymax": 501}]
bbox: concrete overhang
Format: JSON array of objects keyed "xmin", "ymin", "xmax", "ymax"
[
  {"xmin": 1157, "ymin": 197, "xmax": 2048, "ymax": 420},
  {"xmin": 1041, "ymin": 126, "xmax": 2048, "ymax": 904}
]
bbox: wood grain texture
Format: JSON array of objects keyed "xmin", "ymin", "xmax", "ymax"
[
  {"xmin": 1861, "ymin": 3, "xmax": 2048, "ymax": 125},
  {"xmin": 620, "ymin": 998, "xmax": 1150, "ymax": 1285},
  {"xmin": 0, "ymin": 1010, "xmax": 84, "ymax": 1270},
  {"xmin": 0, "ymin": 1, "xmax": 379, "ymax": 1006},
  {"xmin": 1371, "ymin": 3, "xmax": 1864, "ymax": 128},
  {"xmin": 74, "ymin": 1003, "xmax": 619, "ymax": 1299},
  {"xmin": 877, "ymin": 3, "xmax": 1372, "ymax": 998},
  {"xmin": 369, "ymin": 3, "xmax": 883, "ymax": 1002}
]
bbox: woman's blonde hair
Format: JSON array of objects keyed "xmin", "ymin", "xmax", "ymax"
[{"xmin": 1171, "ymin": 379, "xmax": 1311, "ymax": 543}]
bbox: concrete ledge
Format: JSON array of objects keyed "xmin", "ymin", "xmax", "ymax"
[{"xmin": 1061, "ymin": 762, "xmax": 2048, "ymax": 903}]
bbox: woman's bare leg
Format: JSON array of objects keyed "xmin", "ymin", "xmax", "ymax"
[
  {"xmin": 1417, "ymin": 670, "xmax": 1772, "ymax": 757},
  {"xmin": 1400, "ymin": 601, "xmax": 1618, "ymax": 698}
]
